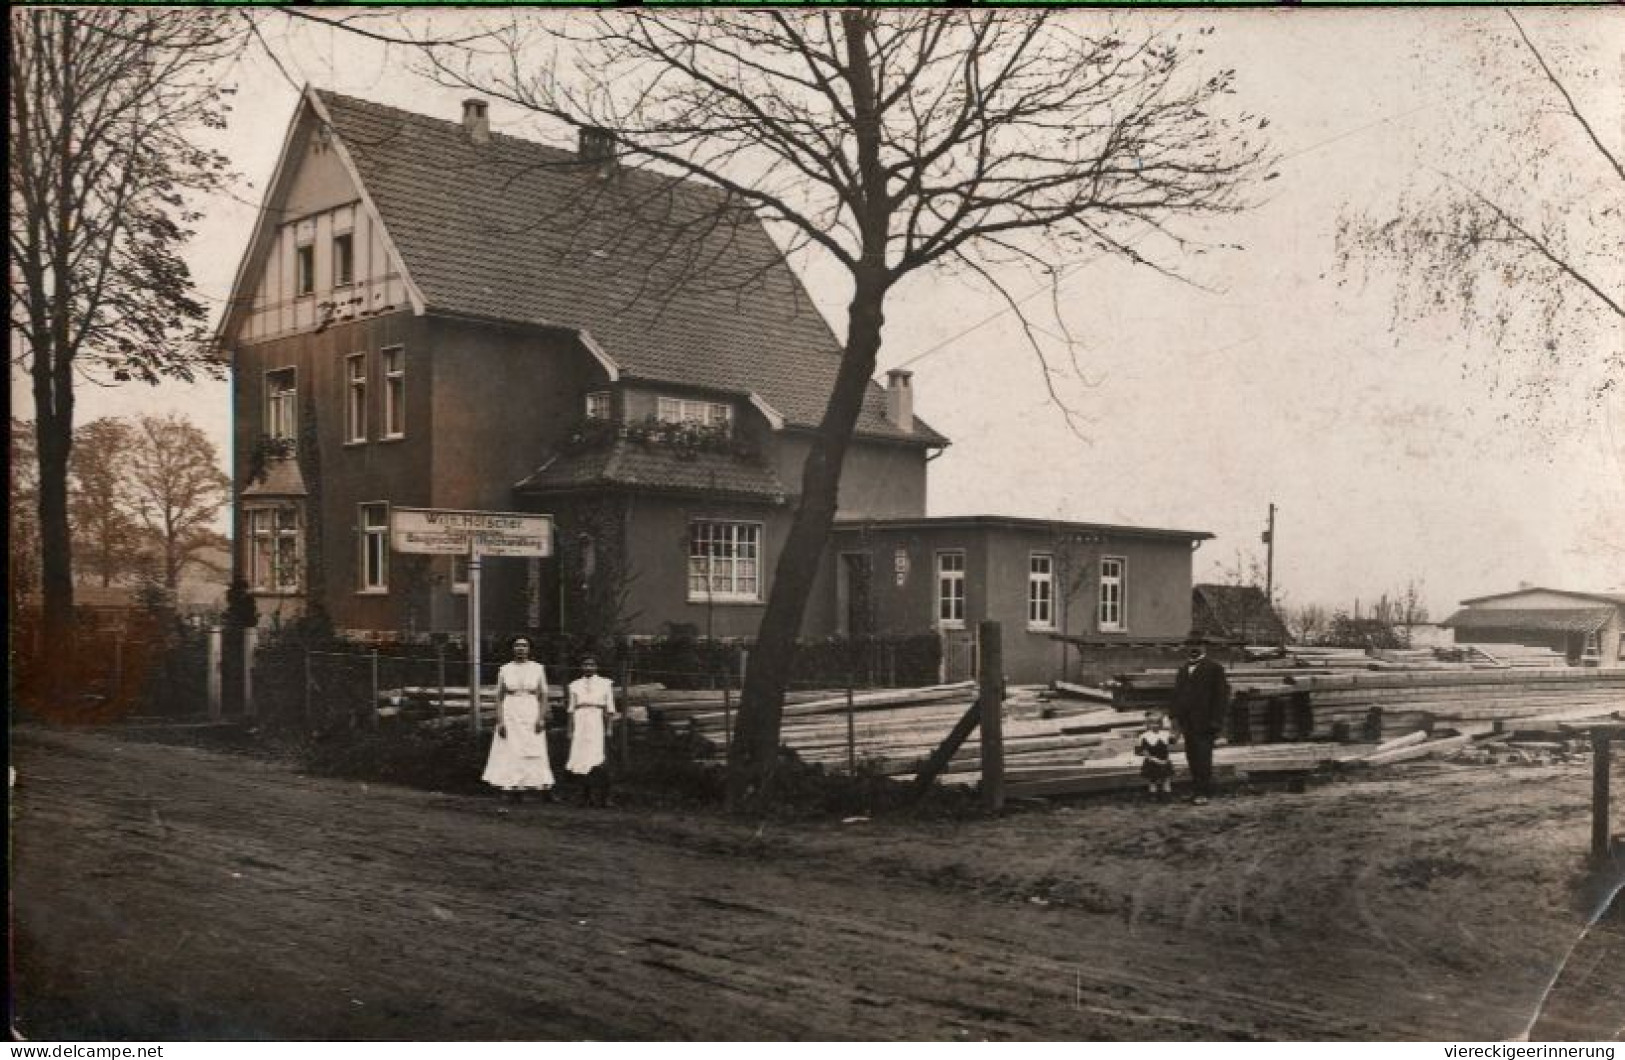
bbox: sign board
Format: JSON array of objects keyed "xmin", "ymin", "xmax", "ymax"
[{"xmin": 391, "ymin": 507, "xmax": 554, "ymax": 557}]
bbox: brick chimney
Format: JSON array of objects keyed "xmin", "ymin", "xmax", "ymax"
[
  {"xmin": 579, "ymin": 126, "xmax": 616, "ymax": 167},
  {"xmin": 885, "ymin": 369, "xmax": 914, "ymax": 432},
  {"xmin": 462, "ymin": 98, "xmax": 490, "ymax": 144}
]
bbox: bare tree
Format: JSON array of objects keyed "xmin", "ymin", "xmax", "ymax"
[
  {"xmin": 1285, "ymin": 602, "xmax": 1329, "ymax": 646},
  {"xmin": 126, "ymin": 413, "xmax": 232, "ymax": 593},
  {"xmin": 376, "ymin": 10, "xmax": 1271, "ymax": 804},
  {"xmin": 1338, "ymin": 11, "xmax": 1622, "ymax": 415},
  {"xmin": 68, "ymin": 417, "xmax": 144, "ymax": 588},
  {"xmin": 9, "ymin": 9, "xmax": 237, "ymax": 647}
]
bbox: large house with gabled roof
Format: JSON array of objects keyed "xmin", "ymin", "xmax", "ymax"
[{"xmin": 221, "ymin": 88, "xmax": 1210, "ymax": 680}]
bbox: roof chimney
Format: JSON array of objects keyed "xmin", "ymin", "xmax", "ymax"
[
  {"xmin": 462, "ymin": 98, "xmax": 490, "ymax": 145},
  {"xmin": 579, "ymin": 126, "xmax": 616, "ymax": 168},
  {"xmin": 885, "ymin": 369, "xmax": 914, "ymax": 432}
]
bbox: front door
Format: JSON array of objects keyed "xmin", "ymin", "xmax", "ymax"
[{"xmin": 837, "ymin": 552, "xmax": 874, "ymax": 639}]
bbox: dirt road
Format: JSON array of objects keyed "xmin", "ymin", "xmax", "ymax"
[{"xmin": 11, "ymin": 726, "xmax": 1622, "ymax": 1040}]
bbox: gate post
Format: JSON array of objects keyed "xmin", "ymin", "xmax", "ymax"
[
  {"xmin": 978, "ymin": 620, "xmax": 1005, "ymax": 813},
  {"xmin": 207, "ymin": 626, "xmax": 223, "ymax": 720}
]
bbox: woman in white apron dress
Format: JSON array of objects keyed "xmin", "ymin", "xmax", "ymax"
[{"xmin": 482, "ymin": 636, "xmax": 555, "ymax": 799}]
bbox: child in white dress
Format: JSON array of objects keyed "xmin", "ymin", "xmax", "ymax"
[{"xmin": 1135, "ymin": 709, "xmax": 1175, "ymax": 804}]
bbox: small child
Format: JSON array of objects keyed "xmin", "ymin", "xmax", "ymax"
[{"xmin": 1135, "ymin": 710, "xmax": 1175, "ymax": 803}]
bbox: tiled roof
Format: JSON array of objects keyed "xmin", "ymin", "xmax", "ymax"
[
  {"xmin": 1191, "ymin": 583, "xmax": 1289, "ymax": 642},
  {"xmin": 515, "ymin": 439, "xmax": 786, "ymax": 503},
  {"xmin": 1439, "ymin": 607, "xmax": 1616, "ymax": 634},
  {"xmin": 315, "ymin": 90, "xmax": 945, "ymax": 446}
]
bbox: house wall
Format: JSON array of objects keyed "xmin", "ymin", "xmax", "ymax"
[
  {"xmin": 240, "ymin": 119, "xmax": 411, "ymax": 344},
  {"xmin": 823, "ymin": 523, "xmax": 1198, "ymax": 683},
  {"xmin": 617, "ymin": 493, "xmax": 790, "ymax": 640},
  {"xmin": 233, "ymin": 313, "xmax": 611, "ymax": 638},
  {"xmin": 232, "ymin": 310, "xmax": 430, "ymax": 632},
  {"xmin": 772, "ymin": 434, "xmax": 928, "ymax": 519}
]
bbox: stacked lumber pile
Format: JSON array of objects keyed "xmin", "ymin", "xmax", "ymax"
[
  {"xmin": 1267, "ymin": 669, "xmax": 1625, "ymax": 741},
  {"xmin": 1456, "ymin": 642, "xmax": 1571, "ymax": 669}
]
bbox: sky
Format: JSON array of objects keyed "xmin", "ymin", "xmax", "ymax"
[{"xmin": 26, "ymin": 7, "xmax": 1623, "ymax": 622}]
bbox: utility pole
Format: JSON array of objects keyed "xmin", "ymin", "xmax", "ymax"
[{"xmin": 1262, "ymin": 503, "xmax": 1276, "ymax": 604}]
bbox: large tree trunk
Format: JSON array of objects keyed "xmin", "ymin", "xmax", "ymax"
[
  {"xmin": 726, "ymin": 277, "xmax": 887, "ymax": 808},
  {"xmin": 725, "ymin": 10, "xmax": 890, "ymax": 811}
]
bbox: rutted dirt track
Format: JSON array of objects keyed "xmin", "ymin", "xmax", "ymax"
[{"xmin": 11, "ymin": 726, "xmax": 1623, "ymax": 1041}]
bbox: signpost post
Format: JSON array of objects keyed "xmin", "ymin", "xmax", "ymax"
[{"xmin": 391, "ymin": 508, "xmax": 554, "ymax": 737}]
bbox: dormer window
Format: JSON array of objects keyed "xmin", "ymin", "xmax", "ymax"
[
  {"xmin": 657, "ymin": 396, "xmax": 732, "ymax": 429},
  {"xmin": 585, "ymin": 391, "xmax": 612, "ymax": 421}
]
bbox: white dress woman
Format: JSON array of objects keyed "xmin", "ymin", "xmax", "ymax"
[
  {"xmin": 482, "ymin": 638, "xmax": 555, "ymax": 796},
  {"xmin": 566, "ymin": 657, "xmax": 617, "ymax": 805}
]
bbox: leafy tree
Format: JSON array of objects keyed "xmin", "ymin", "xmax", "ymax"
[
  {"xmin": 68, "ymin": 417, "xmax": 144, "ymax": 588},
  {"xmin": 9, "ymin": 9, "xmax": 237, "ymax": 646},
  {"xmin": 126, "ymin": 413, "xmax": 232, "ymax": 593},
  {"xmin": 394, "ymin": 9, "xmax": 1272, "ymax": 805}
]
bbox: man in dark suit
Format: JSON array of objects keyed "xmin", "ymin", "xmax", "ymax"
[{"xmin": 1170, "ymin": 634, "xmax": 1230, "ymax": 805}]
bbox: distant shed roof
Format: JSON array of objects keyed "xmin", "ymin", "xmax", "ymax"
[{"xmin": 1439, "ymin": 607, "xmax": 1616, "ymax": 634}]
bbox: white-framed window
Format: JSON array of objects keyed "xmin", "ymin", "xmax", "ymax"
[
  {"xmin": 332, "ymin": 232, "xmax": 355, "ymax": 287},
  {"xmin": 585, "ymin": 392, "xmax": 612, "ymax": 420},
  {"xmin": 936, "ymin": 551, "xmax": 966, "ymax": 628},
  {"xmin": 657, "ymin": 396, "xmax": 732, "ymax": 428},
  {"xmin": 245, "ymin": 505, "xmax": 301, "ymax": 593},
  {"xmin": 1028, "ymin": 552, "xmax": 1055, "ymax": 629},
  {"xmin": 1098, "ymin": 556, "xmax": 1126, "ymax": 632},
  {"xmin": 345, "ymin": 353, "xmax": 367, "ymax": 443},
  {"xmin": 382, "ymin": 346, "xmax": 405, "ymax": 439},
  {"xmin": 266, "ymin": 368, "xmax": 297, "ymax": 442},
  {"xmin": 359, "ymin": 502, "xmax": 389, "ymax": 592},
  {"xmin": 688, "ymin": 520, "xmax": 761, "ymax": 602},
  {"xmin": 450, "ymin": 553, "xmax": 470, "ymax": 595}
]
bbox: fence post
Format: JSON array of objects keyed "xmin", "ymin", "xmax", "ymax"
[
  {"xmin": 369, "ymin": 649, "xmax": 380, "ymax": 729},
  {"xmin": 207, "ymin": 626, "xmax": 222, "ymax": 720},
  {"xmin": 617, "ymin": 660, "xmax": 631, "ymax": 765},
  {"xmin": 722, "ymin": 682, "xmax": 733, "ymax": 754},
  {"xmin": 978, "ymin": 619, "xmax": 1005, "ymax": 813},
  {"xmin": 243, "ymin": 627, "xmax": 259, "ymax": 721},
  {"xmin": 1593, "ymin": 730, "xmax": 1613, "ymax": 861},
  {"xmin": 303, "ymin": 648, "xmax": 312, "ymax": 725},
  {"xmin": 437, "ymin": 644, "xmax": 447, "ymax": 724},
  {"xmin": 113, "ymin": 633, "xmax": 124, "ymax": 701},
  {"xmin": 846, "ymin": 673, "xmax": 857, "ymax": 775}
]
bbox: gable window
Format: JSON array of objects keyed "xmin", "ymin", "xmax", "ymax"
[
  {"xmin": 382, "ymin": 347, "xmax": 405, "ymax": 439},
  {"xmin": 1028, "ymin": 553, "xmax": 1055, "ymax": 630},
  {"xmin": 266, "ymin": 368, "xmax": 297, "ymax": 442},
  {"xmin": 936, "ymin": 551, "xmax": 966, "ymax": 628},
  {"xmin": 345, "ymin": 353, "xmax": 367, "ymax": 443},
  {"xmin": 359, "ymin": 503, "xmax": 390, "ymax": 592},
  {"xmin": 245, "ymin": 506, "xmax": 301, "ymax": 593},
  {"xmin": 295, "ymin": 244, "xmax": 315, "ymax": 297},
  {"xmin": 658, "ymin": 396, "xmax": 732, "ymax": 429},
  {"xmin": 1098, "ymin": 556, "xmax": 1125, "ymax": 632},
  {"xmin": 585, "ymin": 391, "xmax": 612, "ymax": 421},
  {"xmin": 332, "ymin": 232, "xmax": 355, "ymax": 287},
  {"xmin": 688, "ymin": 520, "xmax": 760, "ymax": 602}
]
